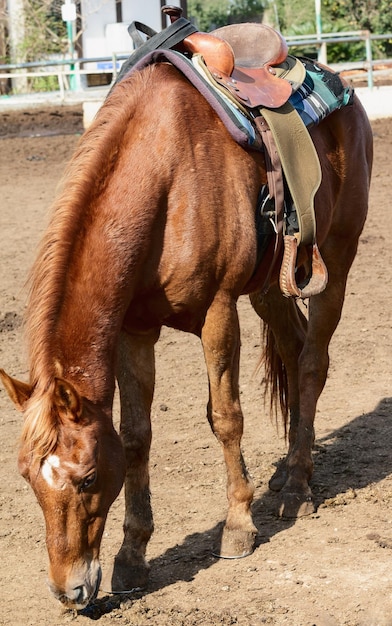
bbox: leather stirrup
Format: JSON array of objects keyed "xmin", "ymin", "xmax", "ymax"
[{"xmin": 279, "ymin": 235, "xmax": 328, "ymax": 298}]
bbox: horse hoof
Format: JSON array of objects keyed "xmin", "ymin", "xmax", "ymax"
[
  {"xmin": 278, "ymin": 492, "xmax": 315, "ymax": 519},
  {"xmin": 216, "ymin": 527, "xmax": 257, "ymax": 559},
  {"xmin": 109, "ymin": 556, "xmax": 150, "ymax": 593}
]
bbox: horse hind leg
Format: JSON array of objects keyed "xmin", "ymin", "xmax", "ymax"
[
  {"xmin": 111, "ymin": 329, "xmax": 158, "ymax": 592},
  {"xmin": 250, "ymin": 285, "xmax": 315, "ymax": 517},
  {"xmin": 281, "ymin": 236, "xmax": 363, "ymax": 509},
  {"xmin": 252, "ymin": 232, "xmax": 362, "ymax": 518},
  {"xmin": 201, "ymin": 294, "xmax": 257, "ymax": 557}
]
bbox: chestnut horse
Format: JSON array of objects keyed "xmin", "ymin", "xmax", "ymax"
[{"xmin": 0, "ymin": 61, "xmax": 372, "ymax": 609}]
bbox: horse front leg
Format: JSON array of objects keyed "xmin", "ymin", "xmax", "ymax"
[
  {"xmin": 201, "ymin": 295, "xmax": 257, "ymax": 558},
  {"xmin": 111, "ymin": 329, "xmax": 158, "ymax": 592}
]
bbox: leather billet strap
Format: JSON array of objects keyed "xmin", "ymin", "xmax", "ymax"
[
  {"xmin": 254, "ymin": 116, "xmax": 285, "ymax": 241},
  {"xmin": 259, "ymin": 101, "xmax": 321, "ymax": 247}
]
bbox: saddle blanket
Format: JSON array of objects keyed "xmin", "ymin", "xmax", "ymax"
[
  {"xmin": 289, "ymin": 57, "xmax": 353, "ymax": 127},
  {"xmin": 191, "ymin": 53, "xmax": 353, "ymax": 142}
]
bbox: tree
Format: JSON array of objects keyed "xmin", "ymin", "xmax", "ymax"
[
  {"xmin": 323, "ymin": 0, "xmax": 392, "ymax": 57},
  {"xmin": 19, "ymin": 0, "xmax": 67, "ymax": 62},
  {"xmin": 188, "ymin": 0, "xmax": 265, "ymax": 32},
  {"xmin": 273, "ymin": 0, "xmax": 315, "ymax": 34},
  {"xmin": 274, "ymin": 0, "xmax": 392, "ymax": 62}
]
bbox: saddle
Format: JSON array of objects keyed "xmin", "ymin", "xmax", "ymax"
[
  {"xmin": 182, "ymin": 24, "xmax": 293, "ymax": 109},
  {"xmin": 126, "ymin": 5, "xmax": 328, "ymax": 299}
]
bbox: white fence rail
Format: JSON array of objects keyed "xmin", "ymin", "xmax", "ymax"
[
  {"xmin": 0, "ymin": 30, "xmax": 391, "ymax": 98},
  {"xmin": 286, "ymin": 30, "xmax": 392, "ymax": 89}
]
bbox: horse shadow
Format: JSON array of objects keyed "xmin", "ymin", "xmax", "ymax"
[{"xmin": 82, "ymin": 396, "xmax": 392, "ymax": 619}]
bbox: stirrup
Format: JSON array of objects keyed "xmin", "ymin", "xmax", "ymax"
[{"xmin": 279, "ymin": 235, "xmax": 328, "ymax": 298}]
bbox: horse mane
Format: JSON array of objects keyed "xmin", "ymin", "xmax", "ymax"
[
  {"xmin": 21, "ymin": 65, "xmax": 158, "ymax": 457},
  {"xmin": 26, "ymin": 66, "xmax": 156, "ymax": 386}
]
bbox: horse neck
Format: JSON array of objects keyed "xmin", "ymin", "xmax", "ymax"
[
  {"xmin": 26, "ymin": 64, "xmax": 185, "ymax": 399},
  {"xmin": 28, "ymin": 164, "xmax": 160, "ymax": 403}
]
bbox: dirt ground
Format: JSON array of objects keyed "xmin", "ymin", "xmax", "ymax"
[{"xmin": 0, "ymin": 105, "xmax": 391, "ymax": 626}]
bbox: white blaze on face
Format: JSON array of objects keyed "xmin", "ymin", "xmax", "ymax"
[{"xmin": 41, "ymin": 454, "xmax": 61, "ymax": 488}]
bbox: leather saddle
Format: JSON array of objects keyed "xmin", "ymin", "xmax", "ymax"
[
  {"xmin": 163, "ymin": 6, "xmax": 303, "ymax": 108},
  {"xmin": 184, "ymin": 24, "xmax": 293, "ymax": 108},
  {"xmin": 129, "ymin": 5, "xmax": 305, "ymax": 109}
]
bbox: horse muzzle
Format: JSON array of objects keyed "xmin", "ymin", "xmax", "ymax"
[{"xmin": 48, "ymin": 559, "xmax": 102, "ymax": 609}]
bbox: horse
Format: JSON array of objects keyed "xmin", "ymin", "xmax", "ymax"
[{"xmin": 0, "ymin": 59, "xmax": 372, "ymax": 609}]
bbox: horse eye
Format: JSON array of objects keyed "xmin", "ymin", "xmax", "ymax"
[{"xmin": 80, "ymin": 472, "xmax": 96, "ymax": 492}]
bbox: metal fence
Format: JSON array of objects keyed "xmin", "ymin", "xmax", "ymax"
[
  {"xmin": 0, "ymin": 29, "xmax": 391, "ymax": 98},
  {"xmin": 285, "ymin": 30, "xmax": 392, "ymax": 89}
]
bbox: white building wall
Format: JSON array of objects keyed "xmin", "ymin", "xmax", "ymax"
[
  {"xmin": 80, "ymin": 0, "xmax": 183, "ymax": 59},
  {"xmin": 81, "ymin": 0, "xmax": 117, "ymax": 58},
  {"xmin": 122, "ymin": 0, "xmax": 163, "ymax": 34}
]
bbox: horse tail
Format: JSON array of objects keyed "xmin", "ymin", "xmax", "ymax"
[{"xmin": 260, "ymin": 321, "xmax": 289, "ymax": 437}]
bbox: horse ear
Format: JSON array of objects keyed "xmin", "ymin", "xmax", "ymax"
[
  {"xmin": 53, "ymin": 378, "xmax": 82, "ymax": 420},
  {"xmin": 0, "ymin": 369, "xmax": 33, "ymax": 410}
]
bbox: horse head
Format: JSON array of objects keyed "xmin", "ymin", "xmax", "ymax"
[{"xmin": 0, "ymin": 370, "xmax": 125, "ymax": 609}]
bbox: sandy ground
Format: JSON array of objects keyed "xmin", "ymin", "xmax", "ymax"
[{"xmin": 0, "ymin": 106, "xmax": 391, "ymax": 626}]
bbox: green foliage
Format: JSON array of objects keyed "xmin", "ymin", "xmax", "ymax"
[
  {"xmin": 275, "ymin": 0, "xmax": 392, "ymax": 63},
  {"xmin": 323, "ymin": 0, "xmax": 384, "ymax": 31},
  {"xmin": 19, "ymin": 0, "xmax": 67, "ymax": 62},
  {"xmin": 273, "ymin": 0, "xmax": 315, "ymax": 34},
  {"xmin": 188, "ymin": 0, "xmax": 265, "ymax": 32},
  {"xmin": 27, "ymin": 74, "xmax": 60, "ymax": 92},
  {"xmin": 322, "ymin": 0, "xmax": 392, "ymax": 57}
]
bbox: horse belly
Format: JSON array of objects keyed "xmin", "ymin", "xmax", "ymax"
[{"xmin": 124, "ymin": 247, "xmax": 256, "ymax": 335}]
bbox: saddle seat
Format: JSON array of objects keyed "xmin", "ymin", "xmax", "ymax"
[
  {"xmin": 182, "ymin": 23, "xmax": 295, "ymax": 108},
  {"xmin": 211, "ymin": 23, "xmax": 288, "ymax": 69}
]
